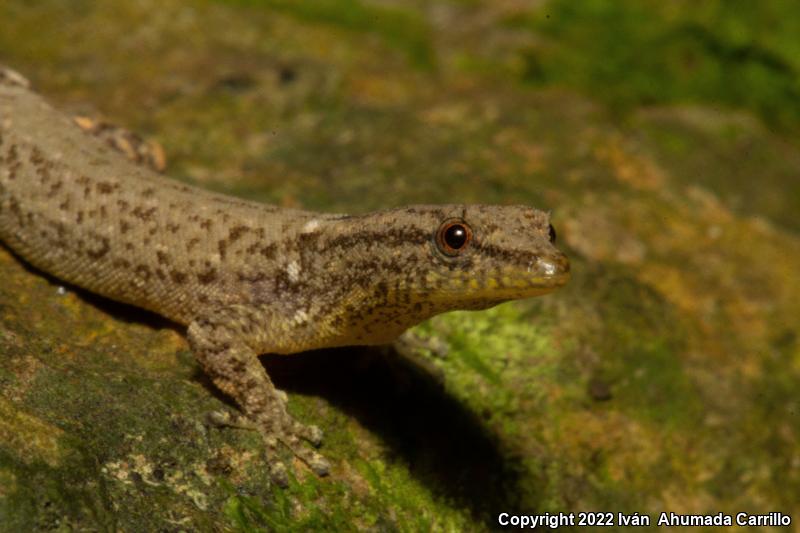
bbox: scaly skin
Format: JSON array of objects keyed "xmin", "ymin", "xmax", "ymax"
[{"xmin": 0, "ymin": 68, "xmax": 569, "ymax": 483}]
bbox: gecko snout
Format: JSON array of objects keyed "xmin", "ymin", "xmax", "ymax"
[{"xmin": 534, "ymin": 250, "xmax": 570, "ymax": 287}]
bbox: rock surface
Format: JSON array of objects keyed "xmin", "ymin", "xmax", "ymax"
[{"xmin": 1, "ymin": 1, "xmax": 798, "ymax": 530}]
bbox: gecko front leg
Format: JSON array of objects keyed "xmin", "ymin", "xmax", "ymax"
[{"xmin": 187, "ymin": 305, "xmax": 330, "ymax": 485}]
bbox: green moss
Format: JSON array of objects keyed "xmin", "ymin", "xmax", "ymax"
[
  {"xmin": 221, "ymin": 456, "xmax": 466, "ymax": 531},
  {"xmin": 580, "ymin": 270, "xmax": 701, "ymax": 429},
  {"xmin": 419, "ymin": 302, "xmax": 560, "ymax": 414},
  {"xmin": 511, "ymin": 0, "xmax": 800, "ymax": 131},
  {"xmin": 223, "ymin": 477, "xmax": 354, "ymax": 532},
  {"xmin": 218, "ymin": 0, "xmax": 434, "ymax": 69}
]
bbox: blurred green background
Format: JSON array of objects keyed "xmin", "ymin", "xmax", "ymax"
[{"xmin": 0, "ymin": 1, "xmax": 798, "ymax": 531}]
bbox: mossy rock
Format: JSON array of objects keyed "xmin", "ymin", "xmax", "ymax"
[{"xmin": 1, "ymin": 0, "xmax": 799, "ymax": 530}]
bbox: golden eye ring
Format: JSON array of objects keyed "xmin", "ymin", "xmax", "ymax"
[{"xmin": 435, "ymin": 218, "xmax": 473, "ymax": 256}]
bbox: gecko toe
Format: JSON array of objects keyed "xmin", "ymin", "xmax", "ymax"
[
  {"xmin": 280, "ymin": 414, "xmax": 324, "ymax": 447},
  {"xmin": 300, "ymin": 423, "xmax": 324, "ymax": 447},
  {"xmin": 257, "ymin": 408, "xmax": 330, "ymax": 480},
  {"xmin": 206, "ymin": 409, "xmax": 255, "ymax": 429},
  {"xmin": 269, "ymin": 461, "xmax": 290, "ymax": 488},
  {"xmin": 283, "ymin": 438, "xmax": 330, "ymax": 477},
  {"xmin": 308, "ymin": 452, "xmax": 331, "ymax": 477}
]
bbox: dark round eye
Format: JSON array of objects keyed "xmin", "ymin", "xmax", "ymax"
[
  {"xmin": 436, "ymin": 219, "xmax": 473, "ymax": 256},
  {"xmin": 548, "ymin": 224, "xmax": 557, "ymax": 244}
]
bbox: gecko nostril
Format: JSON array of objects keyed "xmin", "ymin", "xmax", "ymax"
[{"xmin": 548, "ymin": 224, "xmax": 557, "ymax": 244}]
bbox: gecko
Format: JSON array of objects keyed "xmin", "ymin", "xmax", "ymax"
[{"xmin": 0, "ymin": 67, "xmax": 570, "ymax": 484}]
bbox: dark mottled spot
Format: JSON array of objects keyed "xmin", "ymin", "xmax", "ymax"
[
  {"xmin": 321, "ymin": 227, "xmax": 428, "ymax": 255},
  {"xmin": 218, "ymin": 240, "xmax": 227, "ymax": 260},
  {"xmin": 6, "ymin": 195, "xmax": 20, "ymax": 215},
  {"xmin": 28, "ymin": 145, "xmax": 44, "ymax": 165},
  {"xmin": 200, "ymin": 219, "xmax": 212, "ymax": 230},
  {"xmin": 166, "ymin": 223, "xmax": 180, "ymax": 233},
  {"xmin": 375, "ymin": 281, "xmax": 388, "ymax": 298},
  {"xmin": 96, "ymin": 181, "xmax": 116, "ymax": 194},
  {"xmin": 38, "ymin": 163, "xmax": 54, "ymax": 182},
  {"xmin": 197, "ymin": 268, "xmax": 217, "ymax": 285},
  {"xmin": 259, "ymin": 244, "xmax": 277, "ymax": 259},
  {"xmin": 187, "ymin": 238, "xmax": 199, "ymax": 251},
  {"xmin": 120, "ymin": 220, "xmax": 130, "ymax": 233},
  {"xmin": 170, "ymin": 270, "xmax": 187, "ymax": 284},
  {"xmin": 135, "ymin": 264, "xmax": 152, "ymax": 280},
  {"xmin": 272, "ymin": 269, "xmax": 303, "ymax": 294},
  {"xmin": 142, "ymin": 187, "xmax": 156, "ymax": 197},
  {"xmin": 46, "ymin": 180, "xmax": 63, "ymax": 198},
  {"xmin": 87, "ymin": 236, "xmax": 111, "ymax": 260},
  {"xmin": 156, "ymin": 251, "xmax": 169, "ymax": 265},
  {"xmin": 473, "ymin": 242, "xmax": 537, "ymax": 268},
  {"xmin": 236, "ymin": 271, "xmax": 266, "ymax": 283},
  {"xmin": 228, "ymin": 225, "xmax": 249, "ymax": 242},
  {"xmin": 132, "ymin": 206, "xmax": 157, "ymax": 221},
  {"xmin": 298, "ymin": 231, "xmax": 321, "ymax": 250},
  {"xmin": 6, "ymin": 145, "xmax": 20, "ymax": 177}
]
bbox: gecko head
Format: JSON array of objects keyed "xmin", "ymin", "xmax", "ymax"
[
  {"xmin": 347, "ymin": 204, "xmax": 570, "ymax": 315},
  {"xmin": 414, "ymin": 204, "xmax": 570, "ymax": 310}
]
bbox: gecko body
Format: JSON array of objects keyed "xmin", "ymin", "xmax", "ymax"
[{"xmin": 0, "ymin": 69, "xmax": 569, "ymax": 481}]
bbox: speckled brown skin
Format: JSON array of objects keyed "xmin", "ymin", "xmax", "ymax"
[{"xmin": 0, "ymin": 68, "xmax": 569, "ymax": 481}]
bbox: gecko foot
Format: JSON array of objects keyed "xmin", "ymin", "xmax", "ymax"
[
  {"xmin": 269, "ymin": 401, "xmax": 330, "ymax": 476},
  {"xmin": 73, "ymin": 115, "xmax": 167, "ymax": 172},
  {"xmin": 206, "ymin": 406, "xmax": 330, "ymax": 478},
  {"xmin": 259, "ymin": 416, "xmax": 330, "ymax": 487},
  {"xmin": 187, "ymin": 310, "xmax": 332, "ymax": 485}
]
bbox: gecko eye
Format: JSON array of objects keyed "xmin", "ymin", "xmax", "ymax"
[
  {"xmin": 436, "ymin": 219, "xmax": 473, "ymax": 256},
  {"xmin": 548, "ymin": 224, "xmax": 557, "ymax": 244}
]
